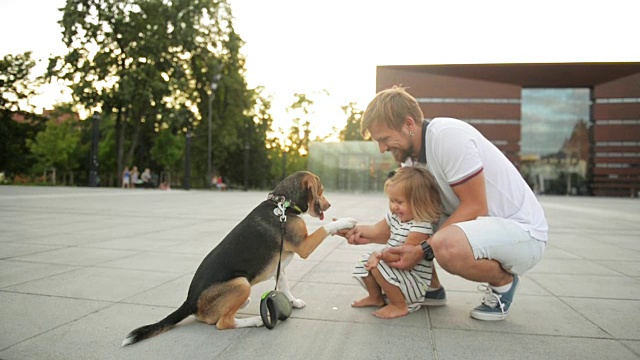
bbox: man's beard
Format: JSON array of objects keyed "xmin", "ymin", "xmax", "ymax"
[{"xmin": 391, "ymin": 142, "xmax": 415, "ymax": 163}]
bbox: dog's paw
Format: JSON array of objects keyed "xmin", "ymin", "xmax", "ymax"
[
  {"xmin": 324, "ymin": 217, "xmax": 357, "ymax": 234},
  {"xmin": 235, "ymin": 316, "xmax": 264, "ymax": 328},
  {"xmin": 291, "ymin": 299, "xmax": 306, "ymax": 309}
]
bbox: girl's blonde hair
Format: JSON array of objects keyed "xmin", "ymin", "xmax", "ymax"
[
  {"xmin": 361, "ymin": 85, "xmax": 424, "ymax": 139},
  {"xmin": 384, "ymin": 167, "xmax": 442, "ymax": 223}
]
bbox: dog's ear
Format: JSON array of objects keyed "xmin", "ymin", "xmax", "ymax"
[{"xmin": 301, "ymin": 173, "xmax": 321, "ymax": 211}]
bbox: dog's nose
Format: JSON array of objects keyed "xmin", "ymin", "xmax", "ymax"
[{"xmin": 326, "ymin": 202, "xmax": 331, "ymax": 209}]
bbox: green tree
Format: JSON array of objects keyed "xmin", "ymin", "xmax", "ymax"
[
  {"xmin": 27, "ymin": 118, "xmax": 82, "ymax": 177},
  {"xmin": 0, "ymin": 52, "xmax": 46, "ymax": 177},
  {"xmin": 150, "ymin": 128, "xmax": 184, "ymax": 177},
  {"xmin": 224, "ymin": 86, "xmax": 276, "ymax": 189},
  {"xmin": 0, "ymin": 52, "xmax": 41, "ymax": 112},
  {"xmin": 340, "ymin": 102, "xmax": 364, "ymax": 141},
  {"xmin": 283, "ymin": 93, "xmax": 313, "ymax": 176},
  {"xmin": 50, "ymin": 0, "xmax": 254, "ymax": 188}
]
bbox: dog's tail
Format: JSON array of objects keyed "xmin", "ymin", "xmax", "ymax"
[{"xmin": 122, "ymin": 301, "xmax": 192, "ymax": 346}]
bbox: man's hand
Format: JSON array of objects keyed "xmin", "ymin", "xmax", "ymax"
[
  {"xmin": 323, "ymin": 218, "xmax": 357, "ymax": 235},
  {"xmin": 385, "ymin": 244, "xmax": 423, "ymax": 271}
]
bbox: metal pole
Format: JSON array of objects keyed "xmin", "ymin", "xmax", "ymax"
[
  {"xmin": 243, "ymin": 142, "xmax": 250, "ymax": 191},
  {"xmin": 89, "ymin": 112, "xmax": 100, "ymax": 187},
  {"xmin": 207, "ymin": 94, "xmax": 213, "ymax": 190},
  {"xmin": 184, "ymin": 132, "xmax": 192, "ymax": 190},
  {"xmin": 207, "ymin": 71, "xmax": 222, "ymax": 190}
]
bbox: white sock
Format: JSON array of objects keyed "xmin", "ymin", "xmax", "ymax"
[
  {"xmin": 427, "ymin": 286, "xmax": 440, "ymax": 292},
  {"xmin": 490, "ymin": 282, "xmax": 512, "ymax": 293}
]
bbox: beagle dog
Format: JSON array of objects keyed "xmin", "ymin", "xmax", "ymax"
[{"xmin": 123, "ymin": 171, "xmax": 356, "ymax": 346}]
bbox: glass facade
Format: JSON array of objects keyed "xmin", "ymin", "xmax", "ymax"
[
  {"xmin": 521, "ymin": 88, "xmax": 591, "ymax": 156},
  {"xmin": 307, "ymin": 141, "xmax": 396, "ymax": 192},
  {"xmin": 520, "ymin": 88, "xmax": 591, "ymax": 195}
]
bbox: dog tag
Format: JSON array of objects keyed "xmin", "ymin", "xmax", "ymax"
[{"xmin": 273, "ymin": 207, "xmax": 283, "ymax": 216}]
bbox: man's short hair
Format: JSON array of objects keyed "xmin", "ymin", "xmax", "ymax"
[{"xmin": 360, "ymin": 86, "xmax": 424, "ymax": 139}]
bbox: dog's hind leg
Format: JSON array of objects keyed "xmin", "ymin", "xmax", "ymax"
[
  {"xmin": 240, "ymin": 297, "xmax": 251, "ymax": 309},
  {"xmin": 196, "ymin": 277, "xmax": 262, "ymax": 330}
]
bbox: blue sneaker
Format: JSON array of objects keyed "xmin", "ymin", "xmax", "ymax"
[
  {"xmin": 470, "ymin": 275, "xmax": 519, "ymax": 321},
  {"xmin": 421, "ymin": 287, "xmax": 447, "ymax": 306}
]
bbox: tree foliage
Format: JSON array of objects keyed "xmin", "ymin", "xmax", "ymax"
[
  {"xmin": 49, "ymin": 0, "xmax": 265, "ymax": 187},
  {"xmin": 0, "ymin": 52, "xmax": 46, "ymax": 176},
  {"xmin": 151, "ymin": 128, "xmax": 184, "ymax": 172},
  {"xmin": 27, "ymin": 118, "xmax": 82, "ymax": 173},
  {"xmin": 0, "ymin": 52, "xmax": 41, "ymax": 112},
  {"xmin": 340, "ymin": 102, "xmax": 364, "ymax": 141},
  {"xmin": 282, "ymin": 93, "xmax": 313, "ymax": 176}
]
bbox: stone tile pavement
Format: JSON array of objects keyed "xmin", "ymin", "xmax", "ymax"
[{"xmin": 0, "ymin": 185, "xmax": 639, "ymax": 359}]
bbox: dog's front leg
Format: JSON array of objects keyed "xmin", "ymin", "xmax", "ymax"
[
  {"xmin": 277, "ymin": 268, "xmax": 306, "ymax": 309},
  {"xmin": 294, "ymin": 218, "xmax": 357, "ymax": 259}
]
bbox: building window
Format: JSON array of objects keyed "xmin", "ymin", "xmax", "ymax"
[
  {"xmin": 521, "ymin": 88, "xmax": 591, "ymax": 157},
  {"xmin": 519, "ymin": 88, "xmax": 591, "ymax": 195},
  {"xmin": 416, "ymin": 97, "xmax": 520, "ymax": 104},
  {"xmin": 595, "ymin": 98, "xmax": 640, "ymax": 104},
  {"xmin": 465, "ymin": 119, "xmax": 520, "ymax": 125},
  {"xmin": 597, "ymin": 119, "xmax": 640, "ymax": 125}
]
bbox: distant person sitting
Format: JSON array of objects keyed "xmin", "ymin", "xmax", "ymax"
[
  {"xmin": 212, "ymin": 175, "xmax": 228, "ymax": 191},
  {"xmin": 131, "ymin": 166, "xmax": 141, "ymax": 188},
  {"xmin": 140, "ymin": 168, "xmax": 154, "ymax": 188}
]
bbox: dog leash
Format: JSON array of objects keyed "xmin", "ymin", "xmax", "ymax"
[
  {"xmin": 260, "ymin": 195, "xmax": 293, "ymax": 329},
  {"xmin": 274, "ymin": 197, "xmax": 287, "ymax": 288}
]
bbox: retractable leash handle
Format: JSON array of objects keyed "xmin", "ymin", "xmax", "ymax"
[{"xmin": 260, "ymin": 290, "xmax": 292, "ymax": 329}]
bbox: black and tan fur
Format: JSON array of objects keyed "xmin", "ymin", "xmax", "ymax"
[{"xmin": 122, "ymin": 171, "xmax": 355, "ymax": 346}]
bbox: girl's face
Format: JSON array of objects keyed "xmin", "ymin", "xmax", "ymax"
[{"xmin": 386, "ymin": 183, "xmax": 413, "ymax": 222}]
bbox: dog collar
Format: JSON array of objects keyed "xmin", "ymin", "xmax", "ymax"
[{"xmin": 267, "ymin": 193, "xmax": 303, "ymax": 215}]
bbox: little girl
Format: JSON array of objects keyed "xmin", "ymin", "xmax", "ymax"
[{"xmin": 351, "ymin": 166, "xmax": 442, "ymax": 319}]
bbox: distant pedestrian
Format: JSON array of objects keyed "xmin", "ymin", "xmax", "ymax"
[{"xmin": 122, "ymin": 166, "xmax": 131, "ymax": 188}]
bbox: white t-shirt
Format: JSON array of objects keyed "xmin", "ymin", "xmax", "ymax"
[{"xmin": 406, "ymin": 117, "xmax": 548, "ymax": 242}]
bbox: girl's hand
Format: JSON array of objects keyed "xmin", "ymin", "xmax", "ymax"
[
  {"xmin": 364, "ymin": 251, "xmax": 382, "ymax": 270},
  {"xmin": 333, "ymin": 218, "xmax": 369, "ymax": 245}
]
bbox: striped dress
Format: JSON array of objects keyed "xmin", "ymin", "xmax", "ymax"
[{"xmin": 353, "ymin": 212, "xmax": 434, "ymax": 311}]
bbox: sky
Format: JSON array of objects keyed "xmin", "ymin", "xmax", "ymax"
[{"xmin": 1, "ymin": 0, "xmax": 639, "ymax": 139}]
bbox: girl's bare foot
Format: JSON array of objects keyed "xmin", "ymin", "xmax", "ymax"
[
  {"xmin": 373, "ymin": 304, "xmax": 408, "ymax": 319},
  {"xmin": 351, "ymin": 295, "xmax": 385, "ymax": 308}
]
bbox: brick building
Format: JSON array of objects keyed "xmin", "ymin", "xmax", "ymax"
[{"xmin": 376, "ymin": 63, "xmax": 640, "ymax": 197}]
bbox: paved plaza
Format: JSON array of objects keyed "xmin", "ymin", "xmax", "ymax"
[{"xmin": 0, "ymin": 185, "xmax": 639, "ymax": 359}]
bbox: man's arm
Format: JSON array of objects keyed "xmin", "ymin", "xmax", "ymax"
[
  {"xmin": 380, "ymin": 231, "xmax": 428, "ymax": 264},
  {"xmin": 441, "ymin": 170, "xmax": 488, "ymax": 228},
  {"xmin": 385, "ymin": 172, "xmax": 488, "ymax": 271}
]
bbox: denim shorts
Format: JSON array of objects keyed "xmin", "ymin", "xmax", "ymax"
[{"xmin": 454, "ymin": 216, "xmax": 546, "ymax": 275}]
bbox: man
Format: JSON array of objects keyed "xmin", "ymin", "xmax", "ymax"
[{"xmin": 343, "ymin": 86, "xmax": 548, "ymax": 321}]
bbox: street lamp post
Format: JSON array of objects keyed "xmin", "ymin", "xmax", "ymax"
[
  {"xmin": 243, "ymin": 141, "xmax": 250, "ymax": 191},
  {"xmin": 207, "ymin": 73, "xmax": 222, "ymax": 190},
  {"xmin": 89, "ymin": 112, "xmax": 100, "ymax": 187},
  {"xmin": 184, "ymin": 132, "xmax": 192, "ymax": 190}
]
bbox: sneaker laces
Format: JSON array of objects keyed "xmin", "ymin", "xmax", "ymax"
[{"xmin": 477, "ymin": 285, "xmax": 506, "ymax": 319}]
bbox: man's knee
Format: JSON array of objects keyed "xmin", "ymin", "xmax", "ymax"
[{"xmin": 431, "ymin": 226, "xmax": 473, "ymax": 275}]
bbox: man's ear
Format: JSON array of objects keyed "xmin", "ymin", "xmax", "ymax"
[{"xmin": 405, "ymin": 116, "xmax": 417, "ymax": 130}]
